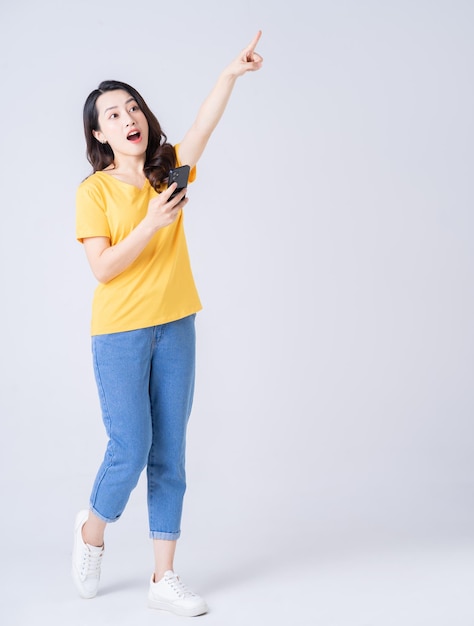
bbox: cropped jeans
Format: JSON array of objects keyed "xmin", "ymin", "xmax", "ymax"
[{"xmin": 89, "ymin": 314, "xmax": 196, "ymax": 540}]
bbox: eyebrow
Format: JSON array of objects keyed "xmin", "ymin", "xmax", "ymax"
[{"xmin": 103, "ymin": 97, "xmax": 137, "ymax": 114}]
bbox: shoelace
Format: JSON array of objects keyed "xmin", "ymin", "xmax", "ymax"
[
  {"xmin": 80, "ymin": 546, "xmax": 103, "ymax": 579},
  {"xmin": 166, "ymin": 574, "xmax": 196, "ymax": 598}
]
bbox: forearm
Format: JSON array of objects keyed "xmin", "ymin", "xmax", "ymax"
[
  {"xmin": 194, "ymin": 71, "xmax": 238, "ymax": 137},
  {"xmin": 86, "ymin": 218, "xmax": 156, "ymax": 284},
  {"xmin": 178, "ymin": 72, "xmax": 237, "ymax": 167}
]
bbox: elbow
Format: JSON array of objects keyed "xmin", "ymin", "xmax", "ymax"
[
  {"xmin": 89, "ymin": 255, "xmax": 118, "ymax": 284},
  {"xmin": 92, "ymin": 267, "xmax": 115, "ymax": 284}
]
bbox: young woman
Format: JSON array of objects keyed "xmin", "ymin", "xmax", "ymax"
[{"xmin": 72, "ymin": 32, "xmax": 263, "ymax": 616}]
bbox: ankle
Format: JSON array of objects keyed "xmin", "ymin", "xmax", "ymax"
[
  {"xmin": 153, "ymin": 568, "xmax": 173, "ymax": 583},
  {"xmin": 82, "ymin": 521, "xmax": 104, "ymax": 548}
]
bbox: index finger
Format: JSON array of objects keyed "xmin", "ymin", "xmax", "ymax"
[
  {"xmin": 246, "ymin": 30, "xmax": 262, "ymax": 56},
  {"xmin": 163, "ymin": 181, "xmax": 177, "ymax": 199}
]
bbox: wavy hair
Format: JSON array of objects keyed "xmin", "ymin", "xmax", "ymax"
[{"xmin": 83, "ymin": 80, "xmax": 176, "ymax": 190}]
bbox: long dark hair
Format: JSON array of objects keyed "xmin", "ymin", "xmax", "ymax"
[{"xmin": 83, "ymin": 80, "xmax": 176, "ymax": 190}]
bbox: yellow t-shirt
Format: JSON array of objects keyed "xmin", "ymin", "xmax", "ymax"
[{"xmin": 76, "ymin": 162, "xmax": 202, "ymax": 336}]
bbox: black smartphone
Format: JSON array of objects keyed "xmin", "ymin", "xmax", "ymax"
[{"xmin": 168, "ymin": 165, "xmax": 190, "ymax": 201}]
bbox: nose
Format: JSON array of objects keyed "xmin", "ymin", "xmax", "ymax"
[{"xmin": 124, "ymin": 112, "xmax": 135, "ymax": 126}]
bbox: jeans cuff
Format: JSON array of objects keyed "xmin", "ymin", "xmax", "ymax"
[
  {"xmin": 149, "ymin": 530, "xmax": 181, "ymax": 540},
  {"xmin": 89, "ymin": 504, "xmax": 121, "ymax": 524}
]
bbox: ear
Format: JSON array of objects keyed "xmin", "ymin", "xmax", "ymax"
[{"xmin": 93, "ymin": 130, "xmax": 107, "ymax": 144}]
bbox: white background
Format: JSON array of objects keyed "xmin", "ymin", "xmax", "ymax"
[{"xmin": 0, "ymin": 1, "xmax": 473, "ymax": 624}]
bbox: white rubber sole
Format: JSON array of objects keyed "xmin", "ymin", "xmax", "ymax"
[{"xmin": 148, "ymin": 596, "xmax": 208, "ymax": 617}]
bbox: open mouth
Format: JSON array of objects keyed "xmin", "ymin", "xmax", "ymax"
[{"xmin": 127, "ymin": 130, "xmax": 141, "ymax": 142}]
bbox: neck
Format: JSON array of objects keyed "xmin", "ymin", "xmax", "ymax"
[{"xmin": 111, "ymin": 153, "xmax": 146, "ymax": 174}]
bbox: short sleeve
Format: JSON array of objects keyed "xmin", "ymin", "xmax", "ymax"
[{"xmin": 75, "ymin": 178, "xmax": 111, "ymax": 243}]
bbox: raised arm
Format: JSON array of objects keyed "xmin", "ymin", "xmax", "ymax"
[{"xmin": 177, "ymin": 31, "xmax": 263, "ymax": 169}]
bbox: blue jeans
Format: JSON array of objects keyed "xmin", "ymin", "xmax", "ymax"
[{"xmin": 89, "ymin": 314, "xmax": 196, "ymax": 540}]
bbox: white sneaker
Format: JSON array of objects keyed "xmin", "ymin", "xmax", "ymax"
[
  {"xmin": 71, "ymin": 510, "xmax": 104, "ymax": 599},
  {"xmin": 148, "ymin": 570, "xmax": 208, "ymax": 617}
]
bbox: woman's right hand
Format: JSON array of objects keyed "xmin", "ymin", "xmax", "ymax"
[{"xmin": 144, "ymin": 183, "xmax": 188, "ymax": 233}]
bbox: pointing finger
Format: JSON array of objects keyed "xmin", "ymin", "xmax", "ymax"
[{"xmin": 245, "ymin": 30, "xmax": 262, "ymax": 60}]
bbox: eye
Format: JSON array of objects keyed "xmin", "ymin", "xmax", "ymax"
[
  {"xmin": 109, "ymin": 113, "xmax": 119, "ymax": 119},
  {"xmin": 130, "ymin": 105, "xmax": 140, "ymax": 112}
]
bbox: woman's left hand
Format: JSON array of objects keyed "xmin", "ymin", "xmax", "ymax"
[{"xmin": 226, "ymin": 30, "xmax": 264, "ymax": 77}]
